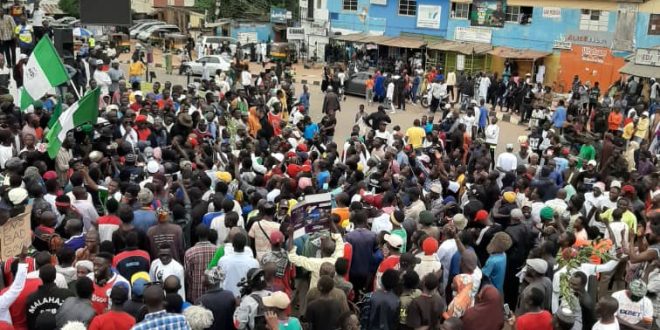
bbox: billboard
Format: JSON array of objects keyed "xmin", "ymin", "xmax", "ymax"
[
  {"xmin": 470, "ymin": 0, "xmax": 505, "ymax": 28},
  {"xmin": 80, "ymin": 0, "xmax": 132, "ymax": 26}
]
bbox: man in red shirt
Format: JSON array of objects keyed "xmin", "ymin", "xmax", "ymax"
[
  {"xmin": 512, "ymin": 287, "xmax": 552, "ymax": 330},
  {"xmin": 91, "ymin": 252, "xmax": 131, "ymax": 314},
  {"xmin": 374, "ymin": 233, "xmax": 402, "ymax": 290},
  {"xmin": 88, "ymin": 285, "xmax": 136, "ymax": 330}
]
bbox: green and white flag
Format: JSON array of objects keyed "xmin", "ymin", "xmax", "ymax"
[
  {"xmin": 46, "ymin": 88, "xmax": 100, "ymax": 159},
  {"xmin": 20, "ymin": 36, "xmax": 69, "ymax": 111}
]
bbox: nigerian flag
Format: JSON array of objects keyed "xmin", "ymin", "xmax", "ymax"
[
  {"xmin": 45, "ymin": 88, "xmax": 100, "ymax": 158},
  {"xmin": 20, "ymin": 36, "xmax": 69, "ymax": 110}
]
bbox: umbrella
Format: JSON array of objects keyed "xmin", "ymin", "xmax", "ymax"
[{"xmin": 72, "ymin": 27, "xmax": 93, "ymax": 38}]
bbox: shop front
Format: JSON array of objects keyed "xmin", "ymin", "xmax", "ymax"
[
  {"xmin": 426, "ymin": 40, "xmax": 492, "ymax": 75},
  {"xmin": 556, "ymin": 31, "xmax": 625, "ymax": 92},
  {"xmin": 487, "ymin": 46, "xmax": 551, "ymax": 81}
]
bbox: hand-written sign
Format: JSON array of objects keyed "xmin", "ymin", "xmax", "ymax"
[{"xmin": 1, "ymin": 205, "xmax": 32, "ymax": 261}]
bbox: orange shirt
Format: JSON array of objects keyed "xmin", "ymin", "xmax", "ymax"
[
  {"xmin": 366, "ymin": 79, "xmax": 374, "ymax": 90},
  {"xmin": 332, "ymin": 207, "xmax": 350, "ymax": 228},
  {"xmin": 608, "ymin": 112, "xmax": 623, "ymax": 131}
]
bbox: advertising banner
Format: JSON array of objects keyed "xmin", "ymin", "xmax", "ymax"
[
  {"xmin": 470, "ymin": 0, "xmax": 505, "ymax": 28},
  {"xmin": 417, "ymin": 5, "xmax": 441, "ymax": 29}
]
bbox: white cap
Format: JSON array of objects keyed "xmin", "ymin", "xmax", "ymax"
[
  {"xmin": 146, "ymin": 160, "xmax": 159, "ymax": 174},
  {"xmin": 384, "ymin": 233, "xmax": 403, "ymax": 249},
  {"xmin": 134, "ymin": 91, "xmax": 142, "ymax": 97},
  {"xmin": 96, "ymin": 59, "xmax": 103, "ymax": 65},
  {"xmin": 610, "ymin": 180, "xmax": 622, "ymax": 189}
]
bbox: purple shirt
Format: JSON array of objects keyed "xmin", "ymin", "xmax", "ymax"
[{"xmin": 345, "ymin": 228, "xmax": 377, "ymax": 276}]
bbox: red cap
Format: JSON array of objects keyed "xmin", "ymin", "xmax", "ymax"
[
  {"xmin": 136, "ymin": 115, "xmax": 147, "ymax": 123},
  {"xmin": 622, "ymin": 185, "xmax": 636, "ymax": 194},
  {"xmin": 269, "ymin": 231, "xmax": 285, "ymax": 244},
  {"xmin": 43, "ymin": 170, "xmax": 57, "ymax": 181},
  {"xmin": 188, "ymin": 137, "xmax": 198, "ymax": 147},
  {"xmin": 475, "ymin": 210, "xmax": 489, "ymax": 222},
  {"xmin": 286, "ymin": 151, "xmax": 297, "ymax": 159},
  {"xmin": 296, "ymin": 144, "xmax": 308, "ymax": 152},
  {"xmin": 286, "ymin": 164, "xmax": 302, "ymax": 178},
  {"xmin": 422, "ymin": 237, "xmax": 439, "ymax": 255},
  {"xmin": 561, "ymin": 147, "xmax": 570, "ymax": 156},
  {"xmin": 301, "ymin": 164, "xmax": 312, "ymax": 172}
]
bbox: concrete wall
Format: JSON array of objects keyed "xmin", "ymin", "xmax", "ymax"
[
  {"xmin": 230, "ymin": 24, "xmax": 274, "ymax": 43},
  {"xmin": 636, "ymin": 12, "xmax": 660, "ymax": 49}
]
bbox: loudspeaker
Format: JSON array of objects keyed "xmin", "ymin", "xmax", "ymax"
[{"xmin": 53, "ymin": 29, "xmax": 74, "ymax": 63}]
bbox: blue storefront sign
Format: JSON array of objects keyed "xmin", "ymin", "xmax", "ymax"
[{"xmin": 271, "ymin": 7, "xmax": 287, "ymax": 24}]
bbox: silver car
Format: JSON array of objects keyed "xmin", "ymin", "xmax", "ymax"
[{"xmin": 180, "ymin": 55, "xmax": 231, "ymax": 76}]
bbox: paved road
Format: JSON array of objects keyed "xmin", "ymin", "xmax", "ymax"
[{"xmin": 117, "ymin": 58, "xmax": 527, "ymax": 158}]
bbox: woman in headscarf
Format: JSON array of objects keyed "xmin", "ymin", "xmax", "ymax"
[
  {"xmin": 461, "ymin": 285, "xmax": 505, "ymax": 330},
  {"xmin": 443, "ymin": 273, "xmax": 474, "ymax": 319}
]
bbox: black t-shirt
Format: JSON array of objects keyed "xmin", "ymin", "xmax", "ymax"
[
  {"xmin": 305, "ymin": 297, "xmax": 342, "ymax": 330},
  {"xmin": 199, "ymin": 288, "xmax": 237, "ymax": 330},
  {"xmin": 25, "ymin": 284, "xmax": 74, "ymax": 330}
]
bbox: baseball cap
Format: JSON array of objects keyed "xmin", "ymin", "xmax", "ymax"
[
  {"xmin": 452, "ymin": 214, "xmax": 468, "ymax": 230},
  {"xmin": 384, "ymin": 233, "xmax": 403, "ymax": 249},
  {"xmin": 262, "ymin": 291, "xmax": 290, "ymax": 309},
  {"xmin": 147, "ymin": 160, "xmax": 160, "ymax": 174},
  {"xmin": 587, "ymin": 159, "xmax": 597, "ymax": 167},
  {"xmin": 475, "ymin": 210, "xmax": 489, "ymax": 223},
  {"xmin": 137, "ymin": 188, "xmax": 154, "ymax": 205},
  {"xmin": 526, "ymin": 258, "xmax": 548, "ymax": 274},
  {"xmin": 593, "ymin": 182, "xmax": 606, "ymax": 192},
  {"xmin": 269, "ymin": 231, "xmax": 285, "ymax": 245},
  {"xmin": 430, "ymin": 182, "xmax": 443, "ymax": 194},
  {"xmin": 422, "ymin": 237, "xmax": 439, "ymax": 255}
]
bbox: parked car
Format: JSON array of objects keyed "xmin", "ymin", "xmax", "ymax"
[
  {"xmin": 344, "ymin": 71, "xmax": 373, "ymax": 97},
  {"xmin": 50, "ymin": 16, "xmax": 79, "ymax": 28},
  {"xmin": 179, "ymin": 55, "xmax": 231, "ymax": 76},
  {"xmin": 130, "ymin": 21, "xmax": 166, "ymax": 38},
  {"xmin": 137, "ymin": 24, "xmax": 180, "ymax": 41}
]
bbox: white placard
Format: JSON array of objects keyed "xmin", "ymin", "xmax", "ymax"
[
  {"xmin": 542, "ymin": 7, "xmax": 561, "ymax": 18},
  {"xmin": 237, "ymin": 32, "xmax": 258, "ymax": 44},
  {"xmin": 456, "ymin": 54, "xmax": 465, "ymax": 71},
  {"xmin": 635, "ymin": 48, "xmax": 660, "ymax": 67},
  {"xmin": 417, "ymin": 5, "xmax": 441, "ymax": 29},
  {"xmin": 370, "ymin": 0, "xmax": 387, "ymax": 4},
  {"xmin": 454, "ymin": 27, "xmax": 492, "ymax": 44},
  {"xmin": 287, "ymin": 27, "xmax": 305, "ymax": 40}
]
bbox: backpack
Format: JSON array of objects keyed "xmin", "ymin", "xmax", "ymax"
[{"xmin": 249, "ymin": 293, "xmax": 268, "ymax": 330}]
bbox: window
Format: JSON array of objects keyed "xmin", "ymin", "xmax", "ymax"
[
  {"xmin": 451, "ymin": 2, "xmax": 471, "ymax": 19},
  {"xmin": 649, "ymin": 14, "xmax": 660, "ymax": 35},
  {"xmin": 505, "ymin": 6, "xmax": 533, "ymax": 23},
  {"xmin": 342, "ymin": 0, "xmax": 357, "ymax": 11},
  {"xmin": 399, "ymin": 0, "xmax": 417, "ymax": 16},
  {"xmin": 580, "ymin": 9, "xmax": 609, "ymax": 31}
]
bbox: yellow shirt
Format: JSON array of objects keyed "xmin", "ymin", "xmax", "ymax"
[
  {"xmin": 406, "ymin": 126, "xmax": 426, "ymax": 149},
  {"xmin": 129, "ymin": 61, "xmax": 145, "ymax": 77},
  {"xmin": 600, "ymin": 208, "xmax": 637, "ymax": 233},
  {"xmin": 635, "ymin": 117, "xmax": 650, "ymax": 139},
  {"xmin": 622, "ymin": 122, "xmax": 635, "ymax": 140}
]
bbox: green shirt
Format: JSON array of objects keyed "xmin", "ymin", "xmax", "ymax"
[
  {"xmin": 577, "ymin": 145, "xmax": 595, "ymax": 169},
  {"xmin": 277, "ymin": 317, "xmax": 302, "ymax": 330}
]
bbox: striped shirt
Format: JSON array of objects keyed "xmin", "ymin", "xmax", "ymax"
[
  {"xmin": 131, "ymin": 310, "xmax": 191, "ymax": 330},
  {"xmin": 0, "ymin": 15, "xmax": 15, "ymax": 41},
  {"xmin": 184, "ymin": 241, "xmax": 216, "ymax": 303}
]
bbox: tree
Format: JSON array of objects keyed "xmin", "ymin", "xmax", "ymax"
[{"xmin": 58, "ymin": 0, "xmax": 80, "ymax": 18}]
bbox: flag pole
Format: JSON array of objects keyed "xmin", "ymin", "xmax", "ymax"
[{"xmin": 67, "ymin": 80, "xmax": 82, "ymax": 100}]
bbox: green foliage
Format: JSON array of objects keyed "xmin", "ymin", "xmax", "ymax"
[
  {"xmin": 58, "ymin": 0, "xmax": 80, "ymax": 18},
  {"xmin": 205, "ymin": 0, "xmax": 298, "ymax": 21},
  {"xmin": 556, "ymin": 244, "xmax": 612, "ymax": 309}
]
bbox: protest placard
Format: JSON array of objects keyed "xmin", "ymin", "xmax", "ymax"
[
  {"xmin": 1, "ymin": 205, "xmax": 32, "ymax": 261},
  {"xmin": 290, "ymin": 193, "xmax": 332, "ymax": 239}
]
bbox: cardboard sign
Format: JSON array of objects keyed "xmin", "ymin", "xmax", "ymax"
[{"xmin": 1, "ymin": 205, "xmax": 32, "ymax": 261}]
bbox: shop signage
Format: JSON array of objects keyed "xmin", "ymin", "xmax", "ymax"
[
  {"xmin": 564, "ymin": 31, "xmax": 612, "ymax": 47},
  {"xmin": 582, "ymin": 46, "xmax": 607, "ymax": 64},
  {"xmin": 270, "ymin": 7, "xmax": 288, "ymax": 23},
  {"xmin": 237, "ymin": 32, "xmax": 258, "ymax": 44},
  {"xmin": 552, "ymin": 34, "xmax": 572, "ymax": 50},
  {"xmin": 370, "ymin": 0, "xmax": 387, "ymax": 5},
  {"xmin": 456, "ymin": 54, "xmax": 465, "ymax": 71},
  {"xmin": 417, "ymin": 5, "xmax": 442, "ymax": 29},
  {"xmin": 542, "ymin": 7, "xmax": 561, "ymax": 18},
  {"xmin": 455, "ymin": 26, "xmax": 492, "ymax": 44},
  {"xmin": 287, "ymin": 27, "xmax": 305, "ymax": 40},
  {"xmin": 310, "ymin": 22, "xmax": 327, "ymax": 36},
  {"xmin": 470, "ymin": 0, "xmax": 505, "ymax": 28},
  {"xmin": 635, "ymin": 48, "xmax": 660, "ymax": 67}
]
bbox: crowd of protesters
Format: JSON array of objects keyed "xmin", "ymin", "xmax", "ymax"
[{"xmin": 0, "ymin": 20, "xmax": 656, "ymax": 330}]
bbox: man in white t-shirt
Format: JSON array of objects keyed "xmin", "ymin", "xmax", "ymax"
[
  {"xmin": 611, "ymin": 280, "xmax": 654, "ymax": 328},
  {"xmin": 496, "ymin": 143, "xmax": 517, "ymax": 173}
]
